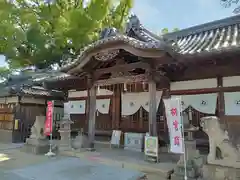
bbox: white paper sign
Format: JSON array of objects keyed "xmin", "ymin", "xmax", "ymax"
[
  {"xmin": 110, "ymin": 130, "xmax": 121, "ymax": 146},
  {"xmin": 144, "ymin": 136, "xmax": 158, "ymax": 157},
  {"xmin": 164, "ymin": 97, "xmax": 184, "ymax": 154},
  {"xmin": 124, "ymin": 133, "xmax": 144, "ymax": 152}
]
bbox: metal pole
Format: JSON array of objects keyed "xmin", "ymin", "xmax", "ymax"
[{"xmin": 178, "ymin": 97, "xmax": 187, "ymax": 180}]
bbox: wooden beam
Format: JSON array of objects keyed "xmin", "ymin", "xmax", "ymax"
[
  {"xmin": 170, "ymin": 86, "xmax": 240, "ymax": 95},
  {"xmin": 172, "ymin": 63, "xmax": 240, "ymax": 81},
  {"xmin": 148, "ymin": 79, "xmax": 157, "ymax": 136},
  {"xmin": 94, "ymin": 61, "xmax": 151, "ymax": 77},
  {"xmin": 94, "ymin": 74, "xmax": 149, "ymax": 86}
]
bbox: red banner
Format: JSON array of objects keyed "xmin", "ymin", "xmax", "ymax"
[{"xmin": 44, "ymin": 101, "xmax": 53, "ymax": 136}]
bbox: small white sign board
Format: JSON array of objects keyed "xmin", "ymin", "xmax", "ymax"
[
  {"xmin": 144, "ymin": 136, "xmax": 159, "ymax": 161},
  {"xmin": 110, "ymin": 130, "xmax": 121, "ymax": 148}
]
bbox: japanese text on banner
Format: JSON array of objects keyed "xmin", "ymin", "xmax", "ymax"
[
  {"xmin": 164, "ymin": 97, "xmax": 184, "ymax": 154},
  {"xmin": 44, "ymin": 101, "xmax": 53, "ymax": 136}
]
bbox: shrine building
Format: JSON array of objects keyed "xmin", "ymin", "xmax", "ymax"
[{"xmin": 50, "ymin": 14, "xmax": 240, "ymax": 148}]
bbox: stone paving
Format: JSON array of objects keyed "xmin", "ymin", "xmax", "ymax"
[
  {"xmin": 0, "ymin": 143, "xmax": 169, "ymax": 180},
  {"xmin": 61, "ymin": 145, "xmax": 177, "ymax": 178},
  {"xmin": 1, "ymin": 157, "xmax": 145, "ymax": 180}
]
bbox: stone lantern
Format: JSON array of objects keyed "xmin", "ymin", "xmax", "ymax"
[{"xmin": 58, "ymin": 103, "xmax": 73, "ymax": 151}]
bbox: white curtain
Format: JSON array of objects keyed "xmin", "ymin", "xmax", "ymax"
[
  {"xmin": 171, "ymin": 95, "xmax": 190, "ymax": 112},
  {"xmin": 224, "ymin": 92, "xmax": 240, "ymax": 115},
  {"xmin": 171, "ymin": 93, "xmax": 218, "ymax": 114},
  {"xmin": 121, "ymin": 93, "xmax": 142, "ymax": 116},
  {"xmin": 186, "ymin": 94, "xmax": 217, "ymax": 114},
  {"xmin": 96, "ymin": 99, "xmax": 111, "ymax": 114},
  {"xmin": 121, "ymin": 91, "xmax": 163, "ymax": 115},
  {"xmin": 68, "ymin": 100, "xmax": 86, "ymax": 114},
  {"xmin": 139, "ymin": 91, "xmax": 162, "ymax": 112}
]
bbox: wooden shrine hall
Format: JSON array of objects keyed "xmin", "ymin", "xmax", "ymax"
[{"xmin": 57, "ymin": 14, "xmax": 240, "ymax": 148}]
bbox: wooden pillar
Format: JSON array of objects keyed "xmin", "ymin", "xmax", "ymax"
[
  {"xmin": 162, "ymin": 88, "xmax": 171, "ymax": 133},
  {"xmin": 86, "ymin": 89, "xmax": 90, "ymax": 130},
  {"xmin": 114, "ymin": 84, "xmax": 121, "ymax": 129},
  {"xmin": 148, "ymin": 80, "xmax": 157, "ymax": 136},
  {"xmin": 87, "ymin": 75, "xmax": 97, "ymax": 149},
  {"xmin": 217, "ymin": 76, "xmax": 227, "ymax": 129},
  {"xmin": 112, "ymin": 84, "xmax": 121, "ymax": 130}
]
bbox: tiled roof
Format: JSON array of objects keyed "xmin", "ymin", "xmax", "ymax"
[
  {"xmin": 60, "ymin": 15, "xmax": 240, "ymax": 73},
  {"xmin": 163, "ymin": 15, "xmax": 240, "ymax": 56},
  {"xmin": 0, "ymin": 85, "xmax": 64, "ymax": 97},
  {"xmin": 32, "ymin": 71, "xmax": 73, "ymax": 82},
  {"xmin": 5, "ymin": 69, "xmax": 74, "ymax": 85},
  {"xmin": 0, "ymin": 70, "xmax": 66, "ymax": 97},
  {"xmin": 60, "ymin": 15, "xmax": 177, "ymax": 72},
  {"xmin": 20, "ymin": 86, "xmax": 64, "ymax": 97}
]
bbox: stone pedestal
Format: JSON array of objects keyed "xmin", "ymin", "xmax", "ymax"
[
  {"xmin": 23, "ymin": 116, "xmax": 50, "ymax": 154},
  {"xmin": 59, "ymin": 130, "xmax": 71, "ymax": 151},
  {"xmin": 201, "ymin": 164, "xmax": 240, "ymax": 180},
  {"xmin": 72, "ymin": 132, "xmax": 88, "ymax": 150},
  {"xmin": 58, "ymin": 114, "xmax": 73, "ymax": 151},
  {"xmin": 171, "ymin": 140, "xmax": 205, "ymax": 180},
  {"xmin": 24, "ymin": 138, "xmax": 49, "ymax": 154}
]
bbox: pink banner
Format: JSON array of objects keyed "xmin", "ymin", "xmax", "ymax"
[
  {"xmin": 164, "ymin": 97, "xmax": 184, "ymax": 154},
  {"xmin": 44, "ymin": 101, "xmax": 53, "ymax": 136}
]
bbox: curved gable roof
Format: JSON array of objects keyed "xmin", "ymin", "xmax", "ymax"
[{"xmin": 60, "ymin": 15, "xmax": 177, "ymax": 73}]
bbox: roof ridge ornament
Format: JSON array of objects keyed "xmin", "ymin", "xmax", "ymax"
[
  {"xmin": 125, "ymin": 14, "xmax": 141, "ymax": 33},
  {"xmin": 100, "ymin": 27, "xmax": 119, "ymax": 39}
]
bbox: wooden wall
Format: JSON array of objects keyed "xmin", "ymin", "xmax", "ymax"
[{"xmin": 69, "ymin": 84, "xmax": 168, "ymax": 139}]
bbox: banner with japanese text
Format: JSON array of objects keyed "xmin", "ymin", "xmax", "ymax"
[
  {"xmin": 164, "ymin": 97, "xmax": 184, "ymax": 154},
  {"xmin": 44, "ymin": 101, "xmax": 54, "ymax": 136}
]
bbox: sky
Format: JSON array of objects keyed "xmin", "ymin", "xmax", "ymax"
[
  {"xmin": 132, "ymin": 0, "xmax": 234, "ymax": 33},
  {"xmin": 0, "ymin": 0, "xmax": 235, "ymax": 67}
]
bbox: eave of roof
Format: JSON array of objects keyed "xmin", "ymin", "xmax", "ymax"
[
  {"xmin": 20, "ymin": 85, "xmax": 65, "ymax": 97},
  {"xmin": 163, "ymin": 15, "xmax": 240, "ymax": 56}
]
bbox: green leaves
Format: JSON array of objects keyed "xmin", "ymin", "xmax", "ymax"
[
  {"xmin": 1, "ymin": 0, "xmax": 133, "ymax": 69},
  {"xmin": 111, "ymin": 0, "xmax": 133, "ymax": 30},
  {"xmin": 160, "ymin": 28, "xmax": 179, "ymax": 35}
]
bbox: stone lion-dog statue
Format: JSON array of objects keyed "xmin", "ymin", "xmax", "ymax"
[
  {"xmin": 30, "ymin": 116, "xmax": 46, "ymax": 140},
  {"xmin": 200, "ymin": 116, "xmax": 240, "ymax": 167}
]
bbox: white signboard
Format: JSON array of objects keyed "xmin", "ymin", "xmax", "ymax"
[
  {"xmin": 164, "ymin": 97, "xmax": 184, "ymax": 154},
  {"xmin": 144, "ymin": 136, "xmax": 158, "ymax": 158},
  {"xmin": 124, "ymin": 133, "xmax": 144, "ymax": 152},
  {"xmin": 110, "ymin": 130, "xmax": 121, "ymax": 147}
]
